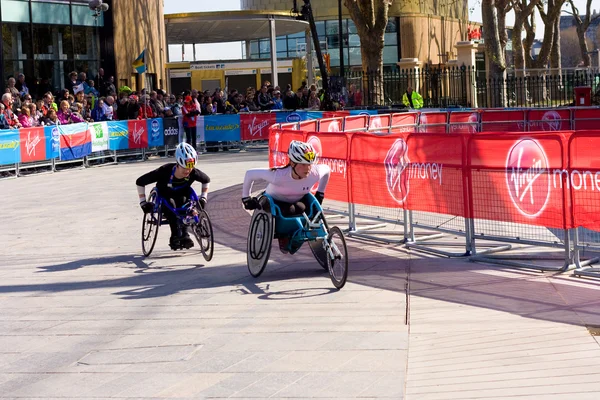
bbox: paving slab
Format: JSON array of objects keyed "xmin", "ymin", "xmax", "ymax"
[{"xmin": 2, "ymin": 150, "xmax": 600, "ymax": 399}]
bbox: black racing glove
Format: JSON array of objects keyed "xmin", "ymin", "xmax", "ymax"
[
  {"xmin": 242, "ymin": 197, "xmax": 260, "ymax": 210},
  {"xmin": 140, "ymin": 201, "xmax": 154, "ymax": 213},
  {"xmin": 315, "ymin": 191, "xmax": 325, "ymax": 205},
  {"xmin": 198, "ymin": 197, "xmax": 207, "ymax": 209}
]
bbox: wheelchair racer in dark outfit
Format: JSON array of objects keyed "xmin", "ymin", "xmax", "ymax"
[{"xmin": 136, "ymin": 142, "xmax": 210, "ymax": 250}]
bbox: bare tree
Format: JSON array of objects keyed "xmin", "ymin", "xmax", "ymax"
[
  {"xmin": 482, "ymin": 0, "xmax": 512, "ymax": 105},
  {"xmin": 566, "ymin": 0, "xmax": 600, "ymax": 66},
  {"xmin": 344, "ymin": 0, "xmax": 393, "ymax": 105},
  {"xmin": 511, "ymin": 0, "xmax": 540, "ymax": 73},
  {"xmin": 532, "ymin": 0, "xmax": 565, "ymax": 69}
]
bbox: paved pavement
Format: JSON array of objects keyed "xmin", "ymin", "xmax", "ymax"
[{"xmin": 1, "ymin": 150, "xmax": 600, "ymax": 399}]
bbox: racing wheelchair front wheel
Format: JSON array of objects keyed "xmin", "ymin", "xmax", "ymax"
[
  {"xmin": 247, "ymin": 199, "xmax": 274, "ymax": 278},
  {"xmin": 193, "ymin": 209, "xmax": 214, "ymax": 262},
  {"xmin": 326, "ymin": 226, "xmax": 348, "ymax": 289},
  {"xmin": 141, "ymin": 190, "xmax": 161, "ymax": 257}
]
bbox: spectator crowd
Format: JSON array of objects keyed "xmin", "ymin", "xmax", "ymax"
[{"xmin": 0, "ymin": 69, "xmax": 363, "ymax": 141}]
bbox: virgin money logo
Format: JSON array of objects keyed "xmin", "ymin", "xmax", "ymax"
[
  {"xmin": 306, "ymin": 135, "xmax": 322, "ymax": 159},
  {"xmin": 369, "ymin": 116, "xmax": 383, "ymax": 131},
  {"xmin": 271, "ymin": 132, "xmax": 287, "ymax": 166},
  {"xmin": 248, "ymin": 117, "xmax": 270, "ymax": 137},
  {"xmin": 449, "ymin": 113, "xmax": 479, "ymax": 133},
  {"xmin": 328, "ymin": 120, "xmax": 341, "ymax": 132},
  {"xmin": 25, "ymin": 132, "xmax": 41, "ymax": 157},
  {"xmin": 385, "ymin": 139, "xmax": 410, "ymax": 204},
  {"xmin": 132, "ymin": 122, "xmax": 144, "ymax": 144},
  {"xmin": 506, "ymin": 139, "xmax": 550, "ymax": 217},
  {"xmin": 541, "ymin": 111, "xmax": 561, "ymax": 131}
]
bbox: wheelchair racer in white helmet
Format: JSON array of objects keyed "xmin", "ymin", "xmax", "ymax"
[
  {"xmin": 136, "ymin": 142, "xmax": 211, "ymax": 250},
  {"xmin": 241, "ymin": 140, "xmax": 330, "ymax": 253}
]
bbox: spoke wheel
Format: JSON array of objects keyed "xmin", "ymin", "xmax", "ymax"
[
  {"xmin": 193, "ymin": 209, "xmax": 214, "ymax": 262},
  {"xmin": 326, "ymin": 226, "xmax": 348, "ymax": 289},
  {"xmin": 141, "ymin": 191, "xmax": 161, "ymax": 257},
  {"xmin": 247, "ymin": 208, "xmax": 274, "ymax": 278},
  {"xmin": 309, "ymin": 214, "xmax": 329, "ymax": 270}
]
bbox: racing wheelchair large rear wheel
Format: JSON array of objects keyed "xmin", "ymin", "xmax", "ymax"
[
  {"xmin": 141, "ymin": 190, "xmax": 161, "ymax": 257},
  {"xmin": 247, "ymin": 198, "xmax": 274, "ymax": 278},
  {"xmin": 193, "ymin": 208, "xmax": 214, "ymax": 262},
  {"xmin": 326, "ymin": 226, "xmax": 348, "ymax": 289}
]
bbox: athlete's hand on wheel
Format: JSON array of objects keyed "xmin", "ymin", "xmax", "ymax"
[
  {"xmin": 140, "ymin": 201, "xmax": 155, "ymax": 213},
  {"xmin": 242, "ymin": 197, "xmax": 260, "ymax": 210},
  {"xmin": 315, "ymin": 191, "xmax": 325, "ymax": 205}
]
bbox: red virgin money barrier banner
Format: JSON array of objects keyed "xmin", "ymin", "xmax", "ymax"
[
  {"xmin": 480, "ymin": 109, "xmax": 527, "ymax": 132},
  {"xmin": 467, "ymin": 133, "xmax": 570, "ymax": 229},
  {"xmin": 403, "ymin": 133, "xmax": 468, "ymax": 217},
  {"xmin": 572, "ymin": 108, "xmax": 600, "ymax": 130},
  {"xmin": 348, "ymin": 132, "xmax": 468, "ymax": 215},
  {"xmin": 349, "ymin": 132, "xmax": 410, "ymax": 208},
  {"xmin": 269, "ymin": 128, "xmax": 304, "ymax": 168},
  {"xmin": 241, "ymin": 113, "xmax": 277, "ymax": 141},
  {"xmin": 568, "ymin": 131, "xmax": 600, "ymax": 229},
  {"xmin": 449, "ymin": 111, "xmax": 479, "ymax": 133},
  {"xmin": 305, "ymin": 132, "xmax": 350, "ymax": 203},
  {"xmin": 528, "ymin": 109, "xmax": 571, "ymax": 132},
  {"xmin": 19, "ymin": 127, "xmax": 46, "ymax": 163},
  {"xmin": 418, "ymin": 112, "xmax": 447, "ymax": 133}
]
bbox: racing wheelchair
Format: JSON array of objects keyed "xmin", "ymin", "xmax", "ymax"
[
  {"xmin": 141, "ymin": 187, "xmax": 214, "ymax": 261},
  {"xmin": 247, "ymin": 193, "xmax": 348, "ymax": 289}
]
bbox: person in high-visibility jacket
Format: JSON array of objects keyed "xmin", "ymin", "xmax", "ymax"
[{"xmin": 402, "ymin": 86, "xmax": 423, "ymax": 109}]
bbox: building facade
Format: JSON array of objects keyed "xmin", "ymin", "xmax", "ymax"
[
  {"xmin": 0, "ymin": 0, "xmax": 166, "ymax": 97},
  {"xmin": 242, "ymin": 0, "xmax": 469, "ymax": 70}
]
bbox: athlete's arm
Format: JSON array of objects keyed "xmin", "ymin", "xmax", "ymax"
[
  {"xmin": 316, "ymin": 164, "xmax": 331, "ymax": 193},
  {"xmin": 192, "ymin": 169, "xmax": 211, "ymax": 200},
  {"xmin": 242, "ymin": 168, "xmax": 277, "ymax": 198},
  {"xmin": 135, "ymin": 167, "xmax": 163, "ymax": 203}
]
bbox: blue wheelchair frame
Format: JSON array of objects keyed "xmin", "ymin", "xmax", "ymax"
[
  {"xmin": 261, "ymin": 192, "xmax": 328, "ymax": 254},
  {"xmin": 151, "ymin": 187, "xmax": 202, "ymax": 227}
]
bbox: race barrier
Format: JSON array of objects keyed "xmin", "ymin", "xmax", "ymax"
[{"xmin": 270, "ymin": 112, "xmax": 600, "ymax": 276}]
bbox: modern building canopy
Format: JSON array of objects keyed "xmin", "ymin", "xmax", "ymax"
[{"xmin": 165, "ymin": 10, "xmax": 308, "ymax": 44}]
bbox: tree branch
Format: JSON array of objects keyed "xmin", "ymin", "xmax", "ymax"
[
  {"xmin": 374, "ymin": 0, "xmax": 392, "ymax": 33},
  {"xmin": 357, "ymin": 0, "xmax": 375, "ymax": 29}
]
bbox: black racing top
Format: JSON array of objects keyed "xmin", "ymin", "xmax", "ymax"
[{"xmin": 136, "ymin": 163, "xmax": 210, "ymax": 198}]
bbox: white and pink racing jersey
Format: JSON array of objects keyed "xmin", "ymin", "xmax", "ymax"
[{"xmin": 242, "ymin": 164, "xmax": 330, "ymax": 203}]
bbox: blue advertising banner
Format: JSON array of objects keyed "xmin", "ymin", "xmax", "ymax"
[
  {"xmin": 275, "ymin": 111, "xmax": 308, "ymax": 123},
  {"xmin": 147, "ymin": 118, "xmax": 164, "ymax": 147},
  {"xmin": 305, "ymin": 111, "xmax": 324, "ymax": 120},
  {"xmin": 0, "ymin": 130, "xmax": 20, "ymax": 166},
  {"xmin": 44, "ymin": 125, "xmax": 60, "ymax": 160},
  {"xmin": 349, "ymin": 109, "xmax": 379, "ymax": 116},
  {"xmin": 203, "ymin": 115, "xmax": 241, "ymax": 142},
  {"xmin": 107, "ymin": 121, "xmax": 129, "ymax": 150}
]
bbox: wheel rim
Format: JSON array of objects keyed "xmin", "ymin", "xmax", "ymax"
[
  {"xmin": 247, "ymin": 210, "xmax": 273, "ymax": 277},
  {"xmin": 141, "ymin": 191, "xmax": 160, "ymax": 257},
  {"xmin": 326, "ymin": 226, "xmax": 348, "ymax": 289},
  {"xmin": 194, "ymin": 210, "xmax": 214, "ymax": 261}
]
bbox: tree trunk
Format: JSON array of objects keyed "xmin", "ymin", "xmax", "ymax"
[
  {"xmin": 551, "ymin": 15, "xmax": 561, "ymax": 71},
  {"xmin": 360, "ymin": 35, "xmax": 385, "ymax": 105},
  {"xmin": 576, "ymin": 25, "xmax": 591, "ymax": 66},
  {"xmin": 482, "ymin": 0, "xmax": 507, "ymax": 107},
  {"xmin": 344, "ymin": 0, "xmax": 391, "ymax": 106}
]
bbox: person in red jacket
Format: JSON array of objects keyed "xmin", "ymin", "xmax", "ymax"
[
  {"xmin": 139, "ymin": 95, "xmax": 155, "ymax": 119},
  {"xmin": 182, "ymin": 95, "xmax": 200, "ymax": 149}
]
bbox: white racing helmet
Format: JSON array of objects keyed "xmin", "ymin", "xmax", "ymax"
[
  {"xmin": 288, "ymin": 140, "xmax": 317, "ymax": 164},
  {"xmin": 175, "ymin": 142, "xmax": 197, "ymax": 169}
]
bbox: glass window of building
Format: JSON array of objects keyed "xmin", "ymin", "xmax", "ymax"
[
  {"xmin": 1, "ymin": 0, "xmax": 30, "ymax": 23},
  {"xmin": 1, "ymin": 0, "xmax": 102, "ymax": 95},
  {"xmin": 31, "ymin": 1, "xmax": 70, "ymax": 25}
]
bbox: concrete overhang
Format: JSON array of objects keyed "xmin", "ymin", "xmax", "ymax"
[{"xmin": 165, "ymin": 10, "xmax": 309, "ymax": 44}]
